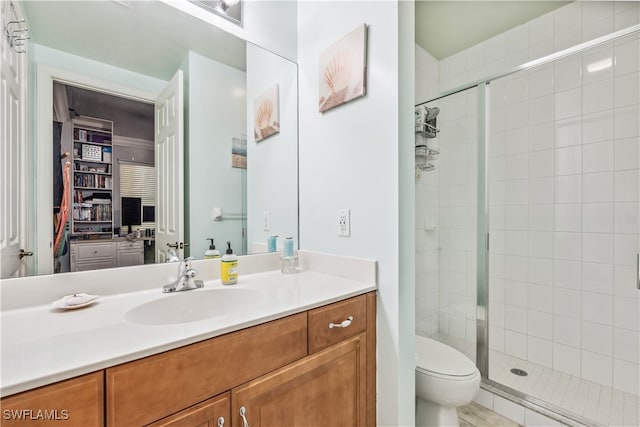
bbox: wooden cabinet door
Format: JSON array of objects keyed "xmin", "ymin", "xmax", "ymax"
[
  {"xmin": 232, "ymin": 333, "xmax": 367, "ymax": 427},
  {"xmin": 146, "ymin": 392, "xmax": 230, "ymax": 427},
  {"xmin": 0, "ymin": 372, "xmax": 104, "ymax": 426}
]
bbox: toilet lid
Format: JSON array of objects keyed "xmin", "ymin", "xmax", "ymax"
[{"xmin": 415, "ymin": 336, "xmax": 477, "ymax": 377}]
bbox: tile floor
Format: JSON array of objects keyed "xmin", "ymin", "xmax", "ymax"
[{"xmin": 433, "ymin": 333, "xmax": 640, "ymax": 427}]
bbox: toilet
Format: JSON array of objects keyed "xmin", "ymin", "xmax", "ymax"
[{"xmin": 415, "ymin": 335, "xmax": 481, "ymax": 427}]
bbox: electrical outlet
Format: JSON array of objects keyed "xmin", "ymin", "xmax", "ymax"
[
  {"xmin": 337, "ymin": 209, "xmax": 350, "ymax": 236},
  {"xmin": 263, "ymin": 210, "xmax": 271, "ymax": 231}
]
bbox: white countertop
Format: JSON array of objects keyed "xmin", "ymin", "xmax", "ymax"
[{"xmin": 1, "ymin": 252, "xmax": 376, "ymax": 398}]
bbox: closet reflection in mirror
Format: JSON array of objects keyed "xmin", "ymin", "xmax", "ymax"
[{"xmin": 16, "ymin": 1, "xmax": 298, "ymax": 277}]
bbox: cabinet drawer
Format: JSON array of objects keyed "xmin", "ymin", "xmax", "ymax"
[
  {"xmin": 73, "ymin": 242, "xmax": 116, "ymax": 260},
  {"xmin": 117, "ymin": 240, "xmax": 143, "ymax": 251},
  {"xmin": 0, "ymin": 372, "xmax": 104, "ymax": 426},
  {"xmin": 308, "ymin": 295, "xmax": 367, "ymax": 353},
  {"xmin": 106, "ymin": 313, "xmax": 307, "ymax": 427}
]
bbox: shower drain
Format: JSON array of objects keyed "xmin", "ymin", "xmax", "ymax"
[{"xmin": 510, "ymin": 368, "xmax": 528, "ymax": 376}]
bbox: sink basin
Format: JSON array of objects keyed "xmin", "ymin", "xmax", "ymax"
[{"xmin": 125, "ymin": 288, "xmax": 264, "ymax": 325}]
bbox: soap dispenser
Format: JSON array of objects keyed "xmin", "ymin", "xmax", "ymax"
[
  {"xmin": 204, "ymin": 238, "xmax": 220, "ymax": 259},
  {"xmin": 220, "ymin": 241, "xmax": 238, "ymax": 285}
]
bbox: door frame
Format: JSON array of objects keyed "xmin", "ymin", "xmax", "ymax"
[{"xmin": 35, "ymin": 65, "xmax": 158, "ymax": 275}]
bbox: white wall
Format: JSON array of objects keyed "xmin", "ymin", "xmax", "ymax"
[
  {"xmin": 297, "ymin": 1, "xmax": 414, "ymax": 425},
  {"xmin": 415, "ymin": 44, "xmax": 439, "ymax": 104},
  {"xmin": 184, "ymin": 52, "xmax": 247, "ymax": 259},
  {"xmin": 164, "ymin": 0, "xmax": 297, "ymax": 62},
  {"xmin": 246, "ymin": 43, "xmax": 298, "ymax": 253}
]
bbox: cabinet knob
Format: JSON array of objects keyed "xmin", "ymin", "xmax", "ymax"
[
  {"xmin": 329, "ymin": 316, "xmax": 353, "ymax": 329},
  {"xmin": 239, "ymin": 406, "xmax": 250, "ymax": 427},
  {"xmin": 217, "ymin": 416, "xmax": 225, "ymax": 427}
]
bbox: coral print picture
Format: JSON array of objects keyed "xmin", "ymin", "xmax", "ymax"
[
  {"xmin": 253, "ymin": 84, "xmax": 280, "ymax": 142},
  {"xmin": 319, "ymin": 24, "xmax": 368, "ymax": 113}
]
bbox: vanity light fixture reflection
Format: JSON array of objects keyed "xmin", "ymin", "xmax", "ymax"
[{"xmin": 189, "ymin": 0, "xmax": 242, "ymax": 25}]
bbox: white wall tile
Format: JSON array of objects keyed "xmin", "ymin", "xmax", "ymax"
[
  {"xmin": 529, "ymin": 205, "xmax": 554, "ymax": 231},
  {"xmin": 529, "ymin": 231, "xmax": 554, "ymax": 259},
  {"xmin": 555, "ymin": 175, "xmax": 582, "ymax": 204},
  {"xmin": 529, "ymin": 150, "xmax": 554, "ymax": 178},
  {"xmin": 582, "ymin": 203, "xmax": 613, "ymax": 233},
  {"xmin": 506, "ymin": 102, "xmax": 529, "ymax": 131},
  {"xmin": 554, "ymin": 260, "xmax": 581, "ymax": 290},
  {"xmin": 555, "ymin": 288, "xmax": 582, "ymax": 319},
  {"xmin": 473, "ymin": 388, "xmax": 494, "ymax": 410},
  {"xmin": 554, "ymin": 88, "xmax": 582, "ymax": 120},
  {"xmin": 582, "ymin": 234, "xmax": 614, "ymax": 264},
  {"xmin": 529, "ymin": 122, "xmax": 554, "ymax": 151},
  {"xmin": 614, "ymin": 202, "xmax": 639, "ymax": 234},
  {"xmin": 583, "ymin": 15, "xmax": 615, "ymax": 44},
  {"xmin": 529, "ymin": 95, "xmax": 554, "ymax": 126},
  {"xmin": 555, "ymin": 146, "xmax": 582, "ymax": 175},
  {"xmin": 582, "ymin": 110, "xmax": 614, "ymax": 144},
  {"xmin": 614, "ymin": 297, "xmax": 640, "ymax": 331},
  {"xmin": 614, "ymin": 327, "xmax": 639, "ymax": 363},
  {"xmin": 582, "ymin": 172, "xmax": 614, "ymax": 203},
  {"xmin": 554, "ymin": 232, "xmax": 582, "ymax": 261},
  {"xmin": 529, "ymin": 178, "xmax": 554, "ymax": 205},
  {"xmin": 614, "ymin": 265, "xmax": 639, "ymax": 299},
  {"xmin": 583, "ymin": 44, "xmax": 614, "ymax": 84},
  {"xmin": 528, "ymin": 66, "xmax": 554, "ymax": 98},
  {"xmin": 615, "ymin": 105, "xmax": 640, "ymax": 139},
  {"xmin": 614, "ymin": 234, "xmax": 639, "ymax": 266},
  {"xmin": 615, "ymin": 170, "xmax": 639, "ymax": 202},
  {"xmin": 582, "ymin": 321, "xmax": 613, "ymax": 356},
  {"xmin": 555, "ymin": 117, "xmax": 582, "ymax": 147},
  {"xmin": 583, "ymin": 291, "xmax": 613, "ymax": 325},
  {"xmin": 554, "ymin": 315, "xmax": 581, "ymax": 347},
  {"xmin": 505, "ymin": 153, "xmax": 529, "ymax": 180},
  {"xmin": 506, "ymin": 179, "xmax": 529, "ymax": 205},
  {"xmin": 505, "ymin": 330, "xmax": 528, "ymax": 360},
  {"xmin": 505, "ymin": 24, "xmax": 529, "ymax": 69},
  {"xmin": 528, "ymin": 309, "xmax": 553, "ymax": 340},
  {"xmin": 613, "ymin": 359, "xmax": 640, "ymax": 395},
  {"xmin": 554, "ymin": 57, "xmax": 582, "ymax": 92},
  {"xmin": 583, "ymin": 141, "xmax": 614, "ymax": 173},
  {"xmin": 615, "ymin": 72, "xmax": 639, "ymax": 108},
  {"xmin": 582, "ymin": 350, "xmax": 613, "ymax": 387},
  {"xmin": 494, "ymin": 395, "xmax": 526, "ymax": 425},
  {"xmin": 615, "ymin": 37, "xmax": 640, "ymax": 76},
  {"xmin": 528, "ymin": 284, "xmax": 554, "ymax": 313},
  {"xmin": 505, "ymin": 305, "xmax": 528, "ymax": 333},
  {"xmin": 506, "ymin": 127, "xmax": 529, "ymax": 155},
  {"xmin": 581, "ymin": 261, "xmax": 614, "ymax": 295},
  {"xmin": 489, "ymin": 325, "xmax": 505, "ymax": 352},
  {"xmin": 529, "ymin": 257, "xmax": 553, "ymax": 286},
  {"xmin": 506, "ymin": 205, "xmax": 529, "ymax": 231},
  {"xmin": 528, "ymin": 336, "xmax": 553, "ymax": 368},
  {"xmin": 583, "ymin": 79, "xmax": 614, "ymax": 115},
  {"xmin": 506, "ymin": 230, "xmax": 528, "ymax": 257},
  {"xmin": 555, "ymin": 204, "xmax": 582, "ymax": 232},
  {"xmin": 505, "ymin": 255, "xmax": 528, "ymax": 282},
  {"xmin": 614, "ymin": 1, "xmax": 640, "ymax": 30},
  {"xmin": 553, "ymin": 343, "xmax": 581, "ymax": 376},
  {"xmin": 525, "ymin": 408, "xmax": 562, "ymax": 427},
  {"xmin": 614, "ymin": 137, "xmax": 640, "ymax": 171}
]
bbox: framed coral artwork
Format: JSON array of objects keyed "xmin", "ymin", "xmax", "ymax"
[
  {"xmin": 253, "ymin": 84, "xmax": 280, "ymax": 142},
  {"xmin": 319, "ymin": 24, "xmax": 368, "ymax": 113}
]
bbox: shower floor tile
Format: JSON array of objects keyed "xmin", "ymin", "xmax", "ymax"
[
  {"xmin": 490, "ymin": 350, "xmax": 639, "ymax": 427},
  {"xmin": 431, "ymin": 333, "xmax": 640, "ymax": 427}
]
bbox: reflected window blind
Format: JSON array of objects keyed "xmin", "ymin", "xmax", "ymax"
[{"xmin": 119, "ymin": 163, "xmax": 156, "ymax": 229}]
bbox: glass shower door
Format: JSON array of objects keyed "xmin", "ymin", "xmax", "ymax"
[{"xmin": 485, "ymin": 32, "xmax": 640, "ymax": 426}]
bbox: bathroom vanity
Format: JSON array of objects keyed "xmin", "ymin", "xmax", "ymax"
[{"xmin": 0, "ymin": 252, "xmax": 377, "ymax": 426}]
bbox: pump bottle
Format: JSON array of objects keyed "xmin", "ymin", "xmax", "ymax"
[{"xmin": 220, "ymin": 241, "xmax": 238, "ymax": 285}]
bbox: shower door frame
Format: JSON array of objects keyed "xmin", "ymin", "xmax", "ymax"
[{"xmin": 419, "ymin": 23, "xmax": 640, "ymax": 427}]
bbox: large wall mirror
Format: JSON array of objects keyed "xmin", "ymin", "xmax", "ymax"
[{"xmin": 6, "ymin": 0, "xmax": 298, "ymax": 277}]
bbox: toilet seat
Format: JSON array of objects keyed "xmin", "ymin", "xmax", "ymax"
[{"xmin": 415, "ymin": 336, "xmax": 477, "ymax": 378}]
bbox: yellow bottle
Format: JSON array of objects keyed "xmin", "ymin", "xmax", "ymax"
[{"xmin": 220, "ymin": 241, "xmax": 238, "ymax": 285}]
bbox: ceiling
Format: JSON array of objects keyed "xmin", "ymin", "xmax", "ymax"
[
  {"xmin": 22, "ymin": 1, "xmax": 247, "ymax": 81},
  {"xmin": 416, "ymin": 1, "xmax": 572, "ymax": 60}
]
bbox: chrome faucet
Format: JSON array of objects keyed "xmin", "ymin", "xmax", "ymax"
[{"xmin": 163, "ymin": 257, "xmax": 204, "ymax": 293}]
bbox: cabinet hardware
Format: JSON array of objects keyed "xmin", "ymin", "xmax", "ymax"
[
  {"xmin": 19, "ymin": 249, "xmax": 33, "ymax": 259},
  {"xmin": 329, "ymin": 316, "xmax": 353, "ymax": 329},
  {"xmin": 239, "ymin": 406, "xmax": 250, "ymax": 427},
  {"xmin": 167, "ymin": 242, "xmax": 179, "ymax": 249},
  {"xmin": 217, "ymin": 416, "xmax": 225, "ymax": 427}
]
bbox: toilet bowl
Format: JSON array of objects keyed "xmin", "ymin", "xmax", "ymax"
[{"xmin": 415, "ymin": 335, "xmax": 481, "ymax": 427}]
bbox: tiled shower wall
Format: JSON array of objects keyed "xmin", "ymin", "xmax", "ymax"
[
  {"xmin": 416, "ymin": 0, "xmax": 639, "ymax": 396},
  {"xmin": 487, "ymin": 33, "xmax": 639, "ymax": 395}
]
